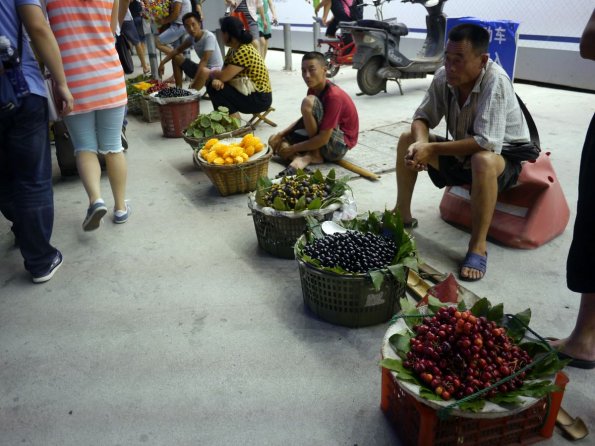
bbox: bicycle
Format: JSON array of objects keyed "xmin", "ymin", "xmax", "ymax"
[{"xmin": 314, "ymin": 16, "xmax": 356, "ymax": 78}]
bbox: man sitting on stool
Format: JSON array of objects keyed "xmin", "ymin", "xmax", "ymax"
[
  {"xmin": 268, "ymin": 51, "xmax": 358, "ymax": 176},
  {"xmin": 158, "ymin": 12, "xmax": 223, "ymax": 90},
  {"xmin": 394, "ymin": 23, "xmax": 530, "ymax": 282}
]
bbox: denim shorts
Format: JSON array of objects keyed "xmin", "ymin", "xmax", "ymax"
[
  {"xmin": 63, "ymin": 106, "xmax": 126, "ymax": 155},
  {"xmin": 158, "ymin": 23, "xmax": 186, "ymax": 45},
  {"xmin": 180, "ymin": 59, "xmax": 222, "ymax": 79}
]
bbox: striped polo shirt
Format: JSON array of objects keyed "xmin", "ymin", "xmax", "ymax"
[{"xmin": 45, "ymin": 0, "xmax": 127, "ymax": 114}]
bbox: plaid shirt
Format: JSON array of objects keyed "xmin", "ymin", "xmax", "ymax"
[{"xmin": 414, "ymin": 60, "xmax": 530, "ymax": 155}]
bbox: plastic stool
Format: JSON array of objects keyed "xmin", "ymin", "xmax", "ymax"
[{"xmin": 439, "ymin": 152, "xmax": 570, "ymax": 249}]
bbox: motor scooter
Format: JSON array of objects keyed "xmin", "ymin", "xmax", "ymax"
[{"xmin": 341, "ymin": 0, "xmax": 448, "ymax": 96}]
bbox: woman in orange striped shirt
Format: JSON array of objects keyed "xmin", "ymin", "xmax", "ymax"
[{"xmin": 45, "ymin": 0, "xmax": 130, "ymax": 230}]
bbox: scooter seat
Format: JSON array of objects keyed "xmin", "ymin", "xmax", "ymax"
[
  {"xmin": 355, "ymin": 19, "xmax": 409, "ymax": 36},
  {"xmin": 318, "ymin": 37, "xmax": 341, "ymax": 44}
]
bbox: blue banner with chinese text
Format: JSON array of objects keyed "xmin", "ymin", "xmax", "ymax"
[{"xmin": 446, "ymin": 17, "xmax": 520, "ymax": 80}]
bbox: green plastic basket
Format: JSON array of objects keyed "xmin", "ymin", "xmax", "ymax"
[
  {"xmin": 251, "ymin": 208, "xmax": 335, "ymax": 259},
  {"xmin": 297, "ymin": 257, "xmax": 405, "ymax": 328}
]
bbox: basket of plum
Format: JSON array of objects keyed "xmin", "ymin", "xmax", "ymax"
[
  {"xmin": 378, "ymin": 297, "xmax": 570, "ymax": 445},
  {"xmin": 248, "ymin": 169, "xmax": 351, "ymax": 259},
  {"xmin": 293, "ymin": 209, "xmax": 418, "ymax": 327}
]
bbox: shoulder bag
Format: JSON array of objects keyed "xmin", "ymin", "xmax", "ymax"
[{"xmin": 115, "ymin": 33, "xmax": 134, "ymax": 74}]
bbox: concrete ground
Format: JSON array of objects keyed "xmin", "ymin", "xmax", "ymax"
[{"xmin": 1, "ymin": 50, "xmax": 594, "ymax": 446}]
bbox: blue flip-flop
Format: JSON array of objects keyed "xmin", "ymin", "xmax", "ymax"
[{"xmin": 459, "ymin": 252, "xmax": 487, "ymax": 281}]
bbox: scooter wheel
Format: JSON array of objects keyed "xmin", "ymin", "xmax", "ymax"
[
  {"xmin": 357, "ymin": 56, "xmax": 386, "ymax": 96},
  {"xmin": 324, "ymin": 51, "xmax": 340, "ymax": 78}
]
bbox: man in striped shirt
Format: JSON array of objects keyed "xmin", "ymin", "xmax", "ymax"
[{"xmin": 394, "ymin": 23, "xmax": 530, "ymax": 282}]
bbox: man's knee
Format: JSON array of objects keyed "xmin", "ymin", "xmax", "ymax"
[
  {"xmin": 470, "ymin": 150, "xmax": 504, "ymax": 177},
  {"xmin": 300, "ymin": 95, "xmax": 317, "ymax": 115},
  {"xmin": 397, "ymin": 131, "xmax": 414, "ymax": 154}
]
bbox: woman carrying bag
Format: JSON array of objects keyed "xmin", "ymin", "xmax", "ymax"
[{"xmin": 205, "ymin": 16, "xmax": 272, "ymax": 119}]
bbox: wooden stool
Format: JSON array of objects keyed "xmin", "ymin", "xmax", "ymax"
[{"xmin": 247, "ymin": 107, "xmax": 277, "ymax": 128}]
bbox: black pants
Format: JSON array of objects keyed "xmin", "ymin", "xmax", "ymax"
[
  {"xmin": 567, "ymin": 113, "xmax": 595, "ymax": 293},
  {"xmin": 206, "ymin": 82, "xmax": 272, "ymax": 115}
]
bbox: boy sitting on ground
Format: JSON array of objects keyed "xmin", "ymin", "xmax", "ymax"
[
  {"xmin": 158, "ymin": 11, "xmax": 223, "ymax": 90},
  {"xmin": 268, "ymin": 51, "xmax": 359, "ymax": 176}
]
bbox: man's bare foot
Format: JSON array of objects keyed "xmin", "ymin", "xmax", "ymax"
[
  {"xmin": 277, "ymin": 141, "xmax": 291, "ymax": 159},
  {"xmin": 268, "ymin": 133, "xmax": 283, "ymax": 153},
  {"xmin": 549, "ymin": 337, "xmax": 595, "ymax": 363}
]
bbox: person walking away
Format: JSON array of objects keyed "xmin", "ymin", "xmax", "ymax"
[
  {"xmin": 315, "ymin": 0, "xmax": 354, "ymax": 38},
  {"xmin": 158, "ymin": 11, "xmax": 223, "ymax": 90},
  {"xmin": 549, "ymin": 8, "xmax": 595, "ymax": 369},
  {"xmin": 256, "ymin": 0, "xmax": 277, "ymax": 59},
  {"xmin": 393, "ymin": 23, "xmax": 531, "ymax": 281},
  {"xmin": 44, "ymin": 0, "xmax": 131, "ymax": 231},
  {"xmin": 225, "ymin": 0, "xmax": 267, "ymax": 52},
  {"xmin": 205, "ymin": 16, "xmax": 272, "ymax": 119},
  {"xmin": 268, "ymin": 51, "xmax": 358, "ymax": 176},
  {"xmin": 122, "ymin": 0, "xmax": 150, "ymax": 74},
  {"xmin": 0, "ymin": 0, "xmax": 73, "ymax": 282}
]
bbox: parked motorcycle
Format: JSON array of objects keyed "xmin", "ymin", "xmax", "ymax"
[{"xmin": 341, "ymin": 0, "xmax": 448, "ymax": 96}]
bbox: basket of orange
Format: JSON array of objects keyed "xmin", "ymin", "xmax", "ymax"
[{"xmin": 195, "ymin": 133, "xmax": 272, "ymax": 196}]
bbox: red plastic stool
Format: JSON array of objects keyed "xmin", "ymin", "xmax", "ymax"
[{"xmin": 439, "ymin": 152, "xmax": 570, "ymax": 249}]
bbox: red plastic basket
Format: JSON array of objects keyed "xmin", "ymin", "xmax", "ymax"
[
  {"xmin": 380, "ymin": 367, "xmax": 569, "ymax": 446},
  {"xmin": 158, "ymin": 100, "xmax": 200, "ymax": 138}
]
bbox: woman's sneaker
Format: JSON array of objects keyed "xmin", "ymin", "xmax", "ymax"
[
  {"xmin": 113, "ymin": 202, "xmax": 130, "ymax": 224},
  {"xmin": 82, "ymin": 199, "xmax": 108, "ymax": 231}
]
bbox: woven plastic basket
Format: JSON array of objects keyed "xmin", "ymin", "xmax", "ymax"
[
  {"xmin": 127, "ymin": 94, "xmax": 143, "ymax": 115},
  {"xmin": 184, "ymin": 125, "xmax": 253, "ymax": 151},
  {"xmin": 159, "ymin": 100, "xmax": 200, "ymax": 138},
  {"xmin": 197, "ymin": 148, "xmax": 272, "ymax": 196},
  {"xmin": 296, "ymin": 255, "xmax": 405, "ymax": 327},
  {"xmin": 140, "ymin": 96, "xmax": 160, "ymax": 123},
  {"xmin": 250, "ymin": 208, "xmax": 335, "ymax": 259}
]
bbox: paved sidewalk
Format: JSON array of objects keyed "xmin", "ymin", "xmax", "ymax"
[{"xmin": 1, "ymin": 50, "xmax": 594, "ymax": 445}]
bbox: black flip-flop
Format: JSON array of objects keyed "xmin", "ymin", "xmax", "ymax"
[
  {"xmin": 556, "ymin": 351, "xmax": 595, "ymax": 369},
  {"xmin": 275, "ymin": 166, "xmax": 297, "ymax": 178},
  {"xmin": 403, "ymin": 218, "xmax": 418, "ymax": 229}
]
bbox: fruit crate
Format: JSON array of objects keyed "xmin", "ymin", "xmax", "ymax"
[
  {"xmin": 127, "ymin": 94, "xmax": 143, "ymax": 116},
  {"xmin": 249, "ymin": 207, "xmax": 336, "ymax": 259},
  {"xmin": 159, "ymin": 100, "xmax": 200, "ymax": 138},
  {"xmin": 140, "ymin": 96, "xmax": 160, "ymax": 123},
  {"xmin": 296, "ymin": 255, "xmax": 406, "ymax": 327},
  {"xmin": 380, "ymin": 367, "xmax": 568, "ymax": 446},
  {"xmin": 197, "ymin": 147, "xmax": 272, "ymax": 196}
]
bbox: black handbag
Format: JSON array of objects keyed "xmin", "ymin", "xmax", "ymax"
[
  {"xmin": 499, "ymin": 94, "xmax": 541, "ymax": 162},
  {"xmin": 115, "ymin": 33, "xmax": 134, "ymax": 74}
]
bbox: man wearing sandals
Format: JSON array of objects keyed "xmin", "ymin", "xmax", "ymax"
[
  {"xmin": 268, "ymin": 51, "xmax": 358, "ymax": 177},
  {"xmin": 394, "ymin": 23, "xmax": 530, "ymax": 282}
]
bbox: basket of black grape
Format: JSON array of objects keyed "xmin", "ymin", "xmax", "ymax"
[
  {"xmin": 149, "ymin": 87, "xmax": 201, "ymax": 138},
  {"xmin": 293, "ymin": 209, "xmax": 418, "ymax": 327},
  {"xmin": 378, "ymin": 297, "xmax": 570, "ymax": 445},
  {"xmin": 247, "ymin": 169, "xmax": 351, "ymax": 259}
]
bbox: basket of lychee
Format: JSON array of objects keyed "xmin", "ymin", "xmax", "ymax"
[{"xmin": 380, "ymin": 297, "xmax": 569, "ymax": 415}]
